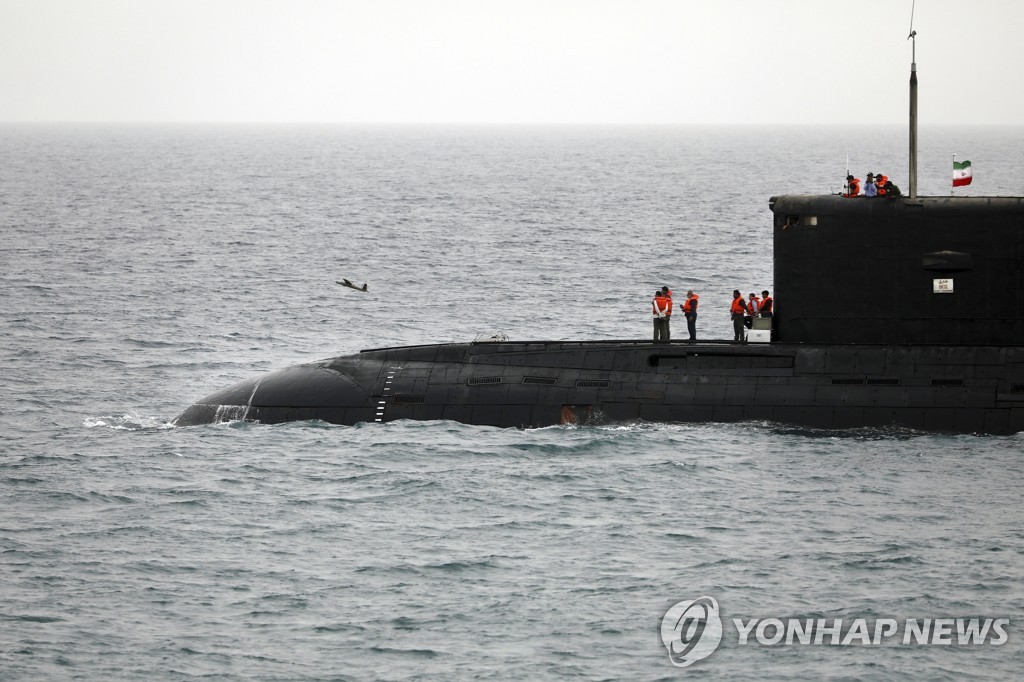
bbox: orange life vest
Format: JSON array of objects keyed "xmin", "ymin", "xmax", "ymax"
[
  {"xmin": 844, "ymin": 177, "xmax": 861, "ymax": 197},
  {"xmin": 747, "ymin": 296, "xmax": 760, "ymax": 315},
  {"xmin": 652, "ymin": 295, "xmax": 671, "ymax": 317},
  {"xmin": 876, "ymin": 175, "xmax": 889, "ymax": 196},
  {"xmin": 760, "ymin": 295, "xmax": 773, "ymax": 315},
  {"xmin": 731, "ymin": 296, "xmax": 746, "ymax": 315},
  {"xmin": 683, "ymin": 293, "xmax": 699, "ymax": 314}
]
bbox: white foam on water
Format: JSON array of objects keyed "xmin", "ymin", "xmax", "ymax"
[{"xmin": 83, "ymin": 412, "xmax": 175, "ymax": 431}]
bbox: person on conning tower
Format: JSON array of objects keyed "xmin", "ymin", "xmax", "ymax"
[
  {"xmin": 843, "ymin": 174, "xmax": 861, "ymax": 197},
  {"xmin": 864, "ymin": 173, "xmax": 878, "ymax": 197}
]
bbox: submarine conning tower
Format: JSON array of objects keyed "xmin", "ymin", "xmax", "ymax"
[{"xmin": 770, "ymin": 194, "xmax": 1024, "ymax": 346}]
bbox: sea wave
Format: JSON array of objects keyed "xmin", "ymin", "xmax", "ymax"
[{"xmin": 83, "ymin": 413, "xmax": 176, "ymax": 431}]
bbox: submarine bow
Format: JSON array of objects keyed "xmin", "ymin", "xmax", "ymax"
[{"xmin": 175, "ymin": 362, "xmax": 373, "ymax": 426}]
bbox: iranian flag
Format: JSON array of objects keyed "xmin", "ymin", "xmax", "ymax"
[{"xmin": 953, "ymin": 159, "xmax": 973, "ymax": 187}]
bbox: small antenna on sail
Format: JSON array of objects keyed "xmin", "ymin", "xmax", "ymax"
[{"xmin": 907, "ymin": 0, "xmax": 918, "ymax": 199}]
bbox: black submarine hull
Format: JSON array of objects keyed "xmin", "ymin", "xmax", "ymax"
[
  {"xmin": 175, "ymin": 339, "xmax": 1024, "ymax": 433},
  {"xmin": 177, "ymin": 194, "xmax": 1024, "ymax": 434}
]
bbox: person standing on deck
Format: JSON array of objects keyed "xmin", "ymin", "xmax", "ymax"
[
  {"xmin": 682, "ymin": 290, "xmax": 699, "ymax": 341},
  {"xmin": 745, "ymin": 292, "xmax": 760, "ymax": 329},
  {"xmin": 661, "ymin": 286, "xmax": 673, "ymax": 340},
  {"xmin": 730, "ymin": 291, "xmax": 747, "ymax": 342},
  {"xmin": 652, "ymin": 290, "xmax": 671, "ymax": 343},
  {"xmin": 759, "ymin": 290, "xmax": 774, "ymax": 318}
]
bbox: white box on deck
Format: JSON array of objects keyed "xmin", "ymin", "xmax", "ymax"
[{"xmin": 747, "ymin": 329, "xmax": 771, "ymax": 343}]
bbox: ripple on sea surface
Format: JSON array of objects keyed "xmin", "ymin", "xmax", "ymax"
[{"xmin": 4, "ymin": 126, "xmax": 1024, "ymax": 679}]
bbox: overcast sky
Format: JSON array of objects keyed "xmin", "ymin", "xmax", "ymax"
[{"xmin": 1, "ymin": 0, "xmax": 1021, "ymax": 125}]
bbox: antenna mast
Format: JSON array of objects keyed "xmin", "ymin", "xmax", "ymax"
[{"xmin": 908, "ymin": 0, "xmax": 918, "ymax": 199}]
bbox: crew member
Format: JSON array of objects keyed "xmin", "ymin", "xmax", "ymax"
[
  {"xmin": 875, "ymin": 172, "xmax": 889, "ymax": 197},
  {"xmin": 730, "ymin": 290, "xmax": 747, "ymax": 342},
  {"xmin": 880, "ymin": 176, "xmax": 901, "ymax": 198},
  {"xmin": 661, "ymin": 286, "xmax": 673, "ymax": 340},
  {"xmin": 759, "ymin": 290, "xmax": 773, "ymax": 318},
  {"xmin": 745, "ymin": 292, "xmax": 760, "ymax": 329},
  {"xmin": 864, "ymin": 173, "xmax": 878, "ymax": 198},
  {"xmin": 843, "ymin": 174, "xmax": 861, "ymax": 197},
  {"xmin": 682, "ymin": 290, "xmax": 699, "ymax": 341},
  {"xmin": 652, "ymin": 290, "xmax": 671, "ymax": 343}
]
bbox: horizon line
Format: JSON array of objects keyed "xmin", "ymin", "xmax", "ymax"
[{"xmin": 1, "ymin": 120, "xmax": 1019, "ymax": 127}]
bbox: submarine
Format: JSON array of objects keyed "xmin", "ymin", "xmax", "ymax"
[{"xmin": 175, "ymin": 44, "xmax": 1024, "ymax": 435}]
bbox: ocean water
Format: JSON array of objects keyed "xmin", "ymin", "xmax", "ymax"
[{"xmin": 2, "ymin": 124, "xmax": 1023, "ymax": 679}]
